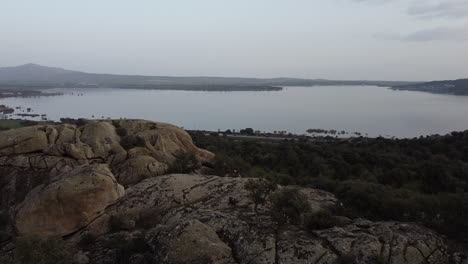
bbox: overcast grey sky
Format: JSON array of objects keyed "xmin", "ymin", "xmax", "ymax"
[{"xmin": 1, "ymin": 0, "xmax": 467, "ymax": 81}]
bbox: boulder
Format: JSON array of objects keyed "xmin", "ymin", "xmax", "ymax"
[
  {"xmin": 0, "ymin": 120, "xmax": 214, "ymax": 188},
  {"xmin": 0, "ymin": 126, "xmax": 48, "ymax": 155},
  {"xmin": 15, "ymin": 164, "xmax": 124, "ymax": 237},
  {"xmin": 0, "ymin": 120, "xmax": 214, "ymax": 216},
  {"xmin": 146, "ymin": 219, "xmax": 235, "ymax": 264}
]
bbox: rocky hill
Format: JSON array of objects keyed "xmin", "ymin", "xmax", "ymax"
[
  {"xmin": 0, "ymin": 120, "xmax": 466, "ymax": 264},
  {"xmin": 0, "ymin": 64, "xmax": 414, "ymax": 88}
]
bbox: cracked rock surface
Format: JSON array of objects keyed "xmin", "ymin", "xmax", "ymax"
[{"xmin": 80, "ymin": 174, "xmax": 465, "ymax": 264}]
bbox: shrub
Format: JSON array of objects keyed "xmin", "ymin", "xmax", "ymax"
[
  {"xmin": 167, "ymin": 151, "xmax": 200, "ymax": 174},
  {"xmin": 79, "ymin": 233, "xmax": 97, "ymax": 249},
  {"xmin": 270, "ymin": 188, "xmax": 310, "ymax": 225},
  {"xmin": 245, "ymin": 179, "xmax": 277, "ymax": 214},
  {"xmin": 14, "ymin": 236, "xmax": 70, "ymax": 264},
  {"xmin": 120, "ymin": 135, "xmax": 146, "ymax": 150},
  {"xmin": 105, "ymin": 234, "xmax": 152, "ymax": 264},
  {"xmin": 305, "ymin": 209, "xmax": 338, "ymax": 230},
  {"xmin": 115, "ymin": 127, "xmax": 127, "ymax": 137}
]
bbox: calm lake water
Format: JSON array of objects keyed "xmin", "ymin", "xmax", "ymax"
[{"xmin": 1, "ymin": 86, "xmax": 468, "ymax": 138}]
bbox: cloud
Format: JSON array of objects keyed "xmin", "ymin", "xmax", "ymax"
[
  {"xmin": 409, "ymin": 0, "xmax": 468, "ymax": 19},
  {"xmin": 348, "ymin": 0, "xmax": 468, "ymax": 19},
  {"xmin": 375, "ymin": 25, "xmax": 468, "ymax": 41}
]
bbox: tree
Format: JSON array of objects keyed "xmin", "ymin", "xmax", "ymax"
[
  {"xmin": 240, "ymin": 128, "xmax": 254, "ymax": 135},
  {"xmin": 245, "ymin": 179, "xmax": 277, "ymax": 214}
]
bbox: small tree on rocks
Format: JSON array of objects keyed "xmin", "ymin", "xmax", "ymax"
[{"xmin": 245, "ymin": 179, "xmax": 277, "ymax": 214}]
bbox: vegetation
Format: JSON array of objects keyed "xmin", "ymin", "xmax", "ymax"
[
  {"xmin": 392, "ymin": 78, "xmax": 468, "ymax": 95},
  {"xmin": 191, "ymin": 130, "xmax": 468, "ymax": 243},
  {"xmin": 245, "ymin": 178, "xmax": 277, "ymax": 214},
  {"xmin": 120, "ymin": 135, "xmax": 146, "ymax": 150},
  {"xmin": 270, "ymin": 187, "xmax": 310, "ymax": 225},
  {"xmin": 167, "ymin": 151, "xmax": 200, "ymax": 174},
  {"xmin": 104, "ymin": 233, "xmax": 152, "ymax": 264},
  {"xmin": 11, "ymin": 236, "xmax": 70, "ymax": 264},
  {"xmin": 305, "ymin": 209, "xmax": 338, "ymax": 231},
  {"xmin": 0, "ymin": 120, "xmax": 39, "ymax": 131}
]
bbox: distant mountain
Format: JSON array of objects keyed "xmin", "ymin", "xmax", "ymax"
[
  {"xmin": 0, "ymin": 63, "xmax": 415, "ymax": 90},
  {"xmin": 392, "ymin": 79, "xmax": 468, "ymax": 95}
]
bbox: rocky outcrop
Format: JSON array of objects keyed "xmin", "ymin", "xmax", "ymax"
[
  {"xmin": 15, "ymin": 164, "xmax": 124, "ymax": 237},
  {"xmin": 74, "ymin": 174, "xmax": 463, "ymax": 264},
  {"xmin": 0, "ymin": 120, "xmax": 213, "ymax": 214}
]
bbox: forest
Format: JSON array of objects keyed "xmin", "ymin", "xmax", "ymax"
[{"xmin": 190, "ymin": 131, "xmax": 468, "ymax": 244}]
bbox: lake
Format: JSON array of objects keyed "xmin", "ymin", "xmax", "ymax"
[{"xmin": 1, "ymin": 86, "xmax": 468, "ymax": 138}]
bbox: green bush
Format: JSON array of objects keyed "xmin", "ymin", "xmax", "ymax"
[
  {"xmin": 270, "ymin": 188, "xmax": 310, "ymax": 224},
  {"xmin": 245, "ymin": 178, "xmax": 277, "ymax": 214},
  {"xmin": 305, "ymin": 209, "xmax": 338, "ymax": 230},
  {"xmin": 13, "ymin": 236, "xmax": 71, "ymax": 264},
  {"xmin": 167, "ymin": 151, "xmax": 200, "ymax": 174}
]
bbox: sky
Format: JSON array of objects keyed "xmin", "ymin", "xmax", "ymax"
[{"xmin": 0, "ymin": 0, "xmax": 467, "ymax": 81}]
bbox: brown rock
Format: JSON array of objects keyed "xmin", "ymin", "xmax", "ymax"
[
  {"xmin": 15, "ymin": 164, "xmax": 124, "ymax": 237},
  {"xmin": 0, "ymin": 126, "xmax": 48, "ymax": 155}
]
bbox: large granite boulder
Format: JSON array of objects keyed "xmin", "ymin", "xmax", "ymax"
[
  {"xmin": 0, "ymin": 120, "xmax": 214, "ymax": 214},
  {"xmin": 15, "ymin": 164, "xmax": 124, "ymax": 237},
  {"xmin": 0, "ymin": 126, "xmax": 48, "ymax": 155}
]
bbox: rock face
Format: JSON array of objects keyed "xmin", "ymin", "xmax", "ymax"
[
  {"xmin": 15, "ymin": 164, "xmax": 124, "ymax": 237},
  {"xmin": 0, "ymin": 120, "xmax": 213, "ymax": 214},
  {"xmin": 147, "ymin": 219, "xmax": 235, "ymax": 264},
  {"xmin": 76, "ymin": 174, "xmax": 463, "ymax": 264}
]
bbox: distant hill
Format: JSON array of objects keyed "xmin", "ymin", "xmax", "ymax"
[
  {"xmin": 0, "ymin": 63, "xmax": 415, "ymax": 90},
  {"xmin": 392, "ymin": 79, "xmax": 468, "ymax": 95}
]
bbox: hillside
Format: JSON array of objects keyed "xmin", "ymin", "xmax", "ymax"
[
  {"xmin": 0, "ymin": 119, "xmax": 467, "ymax": 263},
  {"xmin": 0, "ymin": 64, "xmax": 414, "ymax": 90},
  {"xmin": 392, "ymin": 79, "xmax": 468, "ymax": 95}
]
